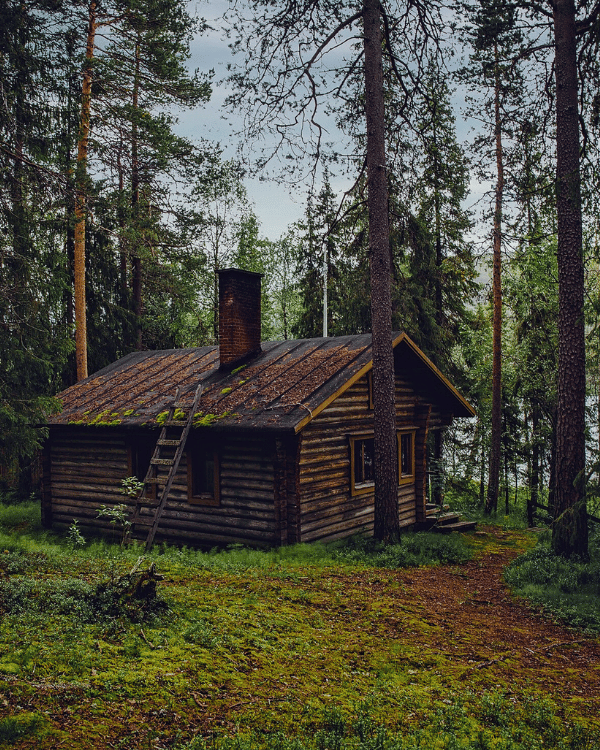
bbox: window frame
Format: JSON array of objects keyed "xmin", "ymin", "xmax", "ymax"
[
  {"xmin": 128, "ymin": 435, "xmax": 156, "ymax": 500},
  {"xmin": 187, "ymin": 443, "xmax": 220, "ymax": 506},
  {"xmin": 348, "ymin": 428, "xmax": 417, "ymax": 496},
  {"xmin": 349, "ymin": 433, "xmax": 376, "ymax": 496},
  {"xmin": 397, "ymin": 429, "xmax": 416, "ymax": 486},
  {"xmin": 367, "ymin": 371, "xmax": 374, "ymax": 410}
]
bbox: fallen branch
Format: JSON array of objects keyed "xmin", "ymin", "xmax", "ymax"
[
  {"xmin": 473, "ymin": 655, "xmax": 508, "ymax": 669},
  {"xmin": 139, "ymin": 628, "xmax": 156, "ymax": 649},
  {"xmin": 545, "ymin": 640, "xmax": 581, "ymax": 654}
]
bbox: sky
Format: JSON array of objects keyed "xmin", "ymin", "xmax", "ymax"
[
  {"xmin": 174, "ymin": 1, "xmax": 309, "ymax": 240},
  {"xmin": 175, "ymin": 1, "xmax": 490, "ymax": 245}
]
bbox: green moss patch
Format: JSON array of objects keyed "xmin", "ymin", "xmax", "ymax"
[{"xmin": 0, "ymin": 508, "xmax": 598, "ymax": 749}]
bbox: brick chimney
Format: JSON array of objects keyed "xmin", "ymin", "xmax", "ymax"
[{"xmin": 218, "ymin": 268, "xmax": 262, "ymax": 369}]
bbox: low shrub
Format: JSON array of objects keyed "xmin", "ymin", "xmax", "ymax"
[
  {"xmin": 0, "ymin": 560, "xmax": 167, "ymax": 623},
  {"xmin": 0, "ymin": 501, "xmax": 41, "ymax": 532},
  {"xmin": 331, "ymin": 531, "xmax": 472, "ymax": 568},
  {"xmin": 504, "ymin": 538, "xmax": 600, "ymax": 632},
  {"xmin": 0, "ymin": 713, "xmax": 45, "ymax": 743},
  {"xmin": 147, "ymin": 531, "xmax": 473, "ymax": 574}
]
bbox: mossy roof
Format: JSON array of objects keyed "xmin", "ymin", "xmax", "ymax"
[{"xmin": 48, "ymin": 333, "xmax": 474, "ymax": 433}]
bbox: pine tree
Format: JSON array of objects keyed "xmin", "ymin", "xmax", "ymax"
[
  {"xmin": 70, "ymin": 0, "xmax": 211, "ymax": 371},
  {"xmin": 459, "ymin": 0, "xmax": 524, "ymax": 514},
  {"xmin": 294, "ymin": 178, "xmax": 342, "ymax": 339},
  {"xmin": 0, "ymin": 0, "xmax": 74, "ymax": 482},
  {"xmin": 550, "ymin": 0, "xmax": 588, "ymax": 556}
]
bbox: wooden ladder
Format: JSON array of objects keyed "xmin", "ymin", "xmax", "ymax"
[{"xmin": 128, "ymin": 383, "xmax": 203, "ymax": 550}]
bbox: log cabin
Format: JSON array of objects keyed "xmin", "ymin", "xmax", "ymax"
[{"xmin": 42, "ymin": 268, "xmax": 475, "ymax": 547}]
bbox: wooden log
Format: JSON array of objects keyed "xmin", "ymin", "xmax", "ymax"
[
  {"xmin": 150, "ymin": 525, "xmax": 274, "ymax": 547},
  {"xmin": 51, "ymin": 483, "xmax": 128, "ymax": 497},
  {"xmin": 158, "ymin": 503, "xmax": 275, "ymax": 523}
]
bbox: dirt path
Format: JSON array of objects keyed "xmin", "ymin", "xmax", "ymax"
[
  {"xmin": 3, "ymin": 525, "xmax": 600, "ymax": 749},
  {"xmin": 392, "ymin": 526, "xmax": 600, "ymax": 717}
]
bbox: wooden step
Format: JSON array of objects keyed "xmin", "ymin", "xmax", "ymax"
[
  {"xmin": 130, "ymin": 517, "xmax": 155, "ymax": 528},
  {"xmin": 436, "ymin": 520, "xmax": 477, "ymax": 533},
  {"xmin": 145, "ymin": 477, "xmax": 168, "ymax": 485},
  {"xmin": 157, "ymin": 439, "xmax": 181, "ymax": 447},
  {"xmin": 163, "ymin": 419, "xmax": 186, "ymax": 427},
  {"xmin": 426, "ymin": 503, "xmax": 449, "ymax": 516},
  {"xmin": 151, "ymin": 458, "xmax": 174, "ymax": 467},
  {"xmin": 433, "ymin": 512, "xmax": 462, "ymax": 526}
]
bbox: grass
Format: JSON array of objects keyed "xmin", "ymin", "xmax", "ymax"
[
  {"xmin": 0, "ymin": 502, "xmax": 599, "ymax": 749},
  {"xmin": 171, "ymin": 694, "xmax": 600, "ymax": 750},
  {"xmin": 504, "ymin": 528, "xmax": 600, "ymax": 632},
  {"xmin": 0, "ymin": 501, "xmax": 473, "ymax": 575},
  {"xmin": 443, "ymin": 486, "xmax": 531, "ymax": 531}
]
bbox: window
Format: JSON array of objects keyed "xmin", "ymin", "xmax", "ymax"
[
  {"xmin": 349, "ymin": 434, "xmax": 375, "ymax": 495},
  {"xmin": 128, "ymin": 436, "xmax": 156, "ymax": 499},
  {"xmin": 187, "ymin": 444, "xmax": 220, "ymax": 506},
  {"xmin": 398, "ymin": 430, "xmax": 415, "ymax": 485},
  {"xmin": 349, "ymin": 429, "xmax": 416, "ymax": 495}
]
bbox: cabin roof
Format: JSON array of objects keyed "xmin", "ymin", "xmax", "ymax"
[{"xmin": 48, "ymin": 333, "xmax": 474, "ymax": 433}]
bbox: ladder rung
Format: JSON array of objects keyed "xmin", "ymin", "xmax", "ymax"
[
  {"xmin": 151, "ymin": 458, "xmax": 174, "ymax": 467},
  {"xmin": 132, "ymin": 518, "xmax": 155, "ymax": 528},
  {"xmin": 128, "ymin": 382, "xmax": 204, "ymax": 551},
  {"xmin": 136, "ymin": 497, "xmax": 161, "ymax": 507}
]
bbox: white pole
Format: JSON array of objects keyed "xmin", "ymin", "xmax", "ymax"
[{"xmin": 322, "ymin": 239, "xmax": 328, "ymax": 337}]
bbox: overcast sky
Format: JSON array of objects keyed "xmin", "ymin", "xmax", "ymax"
[
  {"xmin": 174, "ymin": 1, "xmax": 489, "ymax": 245},
  {"xmin": 172, "ymin": 1, "xmax": 308, "ymax": 240}
]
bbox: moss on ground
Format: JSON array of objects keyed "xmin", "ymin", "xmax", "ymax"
[{"xmin": 0, "ymin": 506, "xmax": 598, "ymax": 749}]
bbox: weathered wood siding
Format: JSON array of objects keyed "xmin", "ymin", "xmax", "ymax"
[
  {"xmin": 47, "ymin": 430, "xmax": 129, "ymax": 536},
  {"xmin": 298, "ymin": 373, "xmax": 426, "ymax": 543},
  {"xmin": 47, "ymin": 428, "xmax": 279, "ymax": 547}
]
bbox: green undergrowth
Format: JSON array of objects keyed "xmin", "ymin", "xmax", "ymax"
[
  {"xmin": 504, "ymin": 529, "xmax": 600, "ymax": 632},
  {"xmin": 0, "ymin": 712, "xmax": 48, "ymax": 744},
  {"xmin": 0, "ymin": 501, "xmax": 598, "ymax": 748},
  {"xmin": 443, "ymin": 489, "xmax": 530, "ymax": 532},
  {"xmin": 0, "ymin": 501, "xmax": 473, "ymax": 575},
  {"xmin": 174, "ymin": 692, "xmax": 600, "ymax": 750}
]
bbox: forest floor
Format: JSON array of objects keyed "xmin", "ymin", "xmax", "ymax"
[{"xmin": 1, "ymin": 523, "xmax": 600, "ymax": 749}]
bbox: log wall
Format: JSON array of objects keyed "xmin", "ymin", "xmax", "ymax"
[
  {"xmin": 46, "ymin": 369, "xmax": 443, "ymax": 548},
  {"xmin": 297, "ymin": 373, "xmax": 428, "ymax": 543},
  {"xmin": 47, "ymin": 428, "xmax": 279, "ymax": 547}
]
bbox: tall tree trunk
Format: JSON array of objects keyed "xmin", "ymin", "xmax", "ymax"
[
  {"xmin": 132, "ymin": 37, "xmax": 143, "ymax": 350},
  {"xmin": 551, "ymin": 0, "xmax": 588, "ymax": 557},
  {"xmin": 73, "ymin": 0, "xmax": 97, "ymax": 381},
  {"xmin": 117, "ymin": 145, "xmax": 128, "ymax": 303},
  {"xmin": 504, "ymin": 443, "xmax": 509, "ymax": 515},
  {"xmin": 60, "ymin": 29, "xmax": 77, "ymax": 386},
  {"xmin": 363, "ymin": 0, "xmax": 399, "ymax": 541},
  {"xmin": 529, "ymin": 405, "xmax": 540, "ymax": 527},
  {"xmin": 432, "ymin": 115, "xmax": 445, "ymax": 508},
  {"xmin": 486, "ymin": 42, "xmax": 503, "ymax": 514},
  {"xmin": 479, "ymin": 434, "xmax": 486, "ymax": 506},
  {"xmin": 548, "ymin": 414, "xmax": 557, "ymax": 515}
]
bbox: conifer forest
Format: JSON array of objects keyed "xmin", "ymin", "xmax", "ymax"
[
  {"xmin": 4, "ymin": 2, "xmax": 600, "ymax": 748},
  {"xmin": 1, "ymin": 0, "xmax": 600, "ymax": 558}
]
